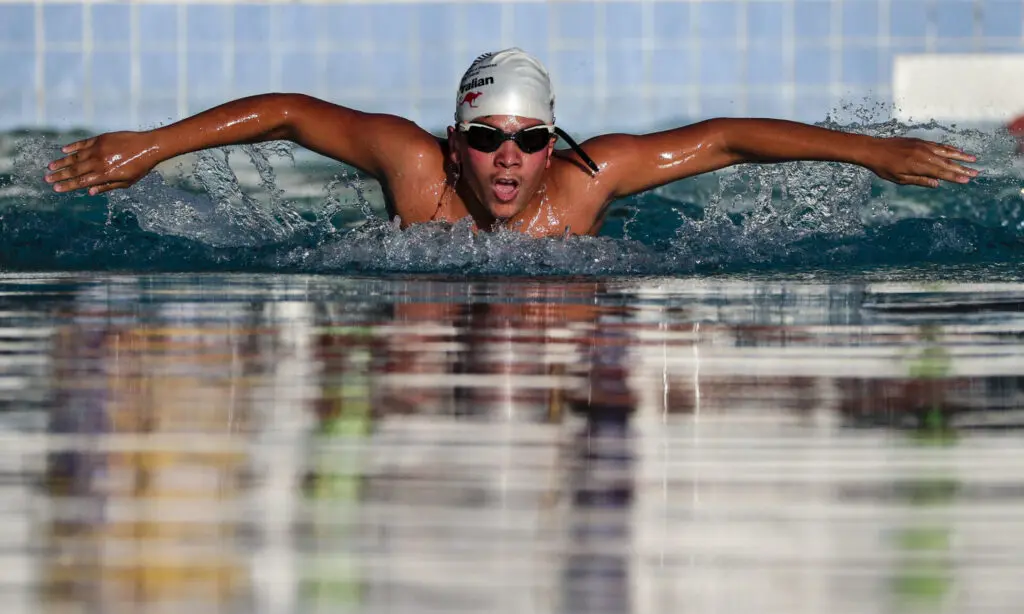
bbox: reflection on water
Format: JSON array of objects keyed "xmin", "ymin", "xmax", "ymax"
[{"xmin": 0, "ymin": 274, "xmax": 1021, "ymax": 612}]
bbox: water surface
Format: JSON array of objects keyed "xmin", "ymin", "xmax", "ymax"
[{"xmin": 0, "ymin": 273, "xmax": 1019, "ymax": 613}]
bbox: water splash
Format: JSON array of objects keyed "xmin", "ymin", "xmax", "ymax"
[
  {"xmin": 0, "ymin": 117, "xmax": 1022, "ymax": 276},
  {"xmin": 106, "ymin": 142, "xmax": 311, "ymax": 247}
]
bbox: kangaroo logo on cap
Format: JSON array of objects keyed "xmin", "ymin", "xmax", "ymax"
[{"xmin": 459, "ymin": 92, "xmax": 484, "ymax": 108}]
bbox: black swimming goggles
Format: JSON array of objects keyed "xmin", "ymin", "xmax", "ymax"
[{"xmin": 458, "ymin": 122, "xmax": 600, "ymax": 174}]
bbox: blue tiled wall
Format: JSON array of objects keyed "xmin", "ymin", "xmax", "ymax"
[{"xmin": 1, "ymin": 0, "xmax": 1022, "ymax": 133}]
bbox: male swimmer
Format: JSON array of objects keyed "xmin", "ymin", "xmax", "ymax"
[{"xmin": 45, "ymin": 48, "xmax": 979, "ymax": 237}]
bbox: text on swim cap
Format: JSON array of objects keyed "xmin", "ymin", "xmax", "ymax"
[{"xmin": 459, "ymin": 76, "xmax": 494, "ymax": 94}]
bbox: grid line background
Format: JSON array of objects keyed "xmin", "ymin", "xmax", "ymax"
[{"xmin": 1, "ymin": 0, "xmax": 1023, "ymax": 133}]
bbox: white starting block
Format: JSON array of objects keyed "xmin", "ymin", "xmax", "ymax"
[{"xmin": 894, "ymin": 54, "xmax": 1024, "ymax": 123}]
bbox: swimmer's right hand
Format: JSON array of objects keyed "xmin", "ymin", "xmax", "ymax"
[{"xmin": 45, "ymin": 131, "xmax": 162, "ymax": 196}]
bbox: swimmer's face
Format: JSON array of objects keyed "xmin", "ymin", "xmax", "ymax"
[{"xmin": 447, "ymin": 115, "xmax": 555, "ymax": 221}]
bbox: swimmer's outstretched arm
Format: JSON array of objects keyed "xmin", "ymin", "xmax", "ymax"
[
  {"xmin": 585, "ymin": 118, "xmax": 979, "ymax": 200},
  {"xmin": 45, "ymin": 93, "xmax": 434, "ymax": 195}
]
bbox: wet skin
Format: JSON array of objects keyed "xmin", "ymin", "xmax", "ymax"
[{"xmin": 44, "ymin": 93, "xmax": 981, "ymax": 238}]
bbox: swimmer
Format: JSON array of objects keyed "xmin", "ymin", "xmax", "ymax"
[{"xmin": 45, "ymin": 48, "xmax": 980, "ymax": 237}]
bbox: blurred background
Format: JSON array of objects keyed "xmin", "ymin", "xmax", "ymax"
[{"xmin": 2, "ymin": 0, "xmax": 1024, "ymax": 136}]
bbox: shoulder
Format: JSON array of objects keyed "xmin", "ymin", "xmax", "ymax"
[
  {"xmin": 354, "ymin": 112, "xmax": 446, "ymax": 167},
  {"xmin": 544, "ymin": 135, "xmax": 639, "ymax": 232},
  {"xmin": 289, "ymin": 95, "xmax": 431, "ymax": 136},
  {"xmin": 380, "ymin": 133, "xmax": 448, "ymax": 193},
  {"xmin": 379, "ymin": 135, "xmax": 451, "ymax": 225},
  {"xmin": 552, "ymin": 132, "xmax": 647, "ymax": 185},
  {"xmin": 285, "ymin": 94, "xmax": 429, "ymax": 140},
  {"xmin": 360, "ymin": 114, "xmax": 448, "ymax": 180},
  {"xmin": 548, "ymin": 132, "xmax": 642, "ymax": 198},
  {"xmin": 280, "ymin": 93, "xmax": 445, "ymax": 180}
]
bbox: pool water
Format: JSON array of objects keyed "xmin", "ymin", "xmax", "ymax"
[{"xmin": 0, "ymin": 120, "xmax": 1023, "ymax": 613}]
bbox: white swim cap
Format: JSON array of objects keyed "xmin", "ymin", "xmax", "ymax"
[{"xmin": 454, "ymin": 48, "xmax": 555, "ymax": 125}]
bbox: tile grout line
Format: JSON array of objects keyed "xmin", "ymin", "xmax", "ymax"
[
  {"xmin": 783, "ymin": 0, "xmax": 795, "ymax": 119},
  {"xmin": 595, "ymin": 1, "xmax": 607, "ymax": 130},
  {"xmin": 738, "ymin": 0, "xmax": 748, "ymax": 116},
  {"xmin": 640, "ymin": 0, "xmax": 653, "ymax": 130},
  {"xmin": 315, "ymin": 5, "xmax": 326, "ymax": 100},
  {"xmin": 34, "ymin": 0, "xmax": 45, "ymax": 124},
  {"xmin": 831, "ymin": 0, "xmax": 845, "ymax": 118},
  {"xmin": 129, "ymin": 1, "xmax": 138, "ymax": 127},
  {"xmin": 227, "ymin": 4, "xmax": 235, "ymax": 101},
  {"xmin": 410, "ymin": 6, "xmax": 420, "ymax": 125},
  {"xmin": 83, "ymin": 0, "xmax": 93, "ymax": 127},
  {"xmin": 925, "ymin": 0, "xmax": 937, "ymax": 52},
  {"xmin": 879, "ymin": 0, "xmax": 890, "ymax": 115},
  {"xmin": 501, "ymin": 1, "xmax": 513, "ymax": 52},
  {"xmin": 177, "ymin": 3, "xmax": 187, "ymax": 123},
  {"xmin": 690, "ymin": 0, "xmax": 701, "ymax": 119},
  {"xmin": 269, "ymin": 4, "xmax": 280, "ymax": 93}
]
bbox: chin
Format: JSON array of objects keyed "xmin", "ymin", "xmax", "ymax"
[{"xmin": 489, "ymin": 201, "xmax": 523, "ymax": 220}]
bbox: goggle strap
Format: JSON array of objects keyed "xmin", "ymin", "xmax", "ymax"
[{"xmin": 554, "ymin": 127, "xmax": 600, "ymax": 174}]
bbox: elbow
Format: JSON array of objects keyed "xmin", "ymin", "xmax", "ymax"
[
  {"xmin": 699, "ymin": 118, "xmax": 744, "ymax": 165},
  {"xmin": 266, "ymin": 93, "xmax": 312, "ymax": 141},
  {"xmin": 223, "ymin": 92, "xmax": 307, "ymax": 141}
]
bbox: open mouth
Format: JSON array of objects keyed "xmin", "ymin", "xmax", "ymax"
[{"xmin": 492, "ymin": 177, "xmax": 520, "ymax": 203}]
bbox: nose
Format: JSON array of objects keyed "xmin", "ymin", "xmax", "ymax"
[{"xmin": 494, "ymin": 139, "xmax": 522, "ymax": 168}]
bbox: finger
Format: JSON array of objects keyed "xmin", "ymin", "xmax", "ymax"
[
  {"xmin": 46, "ymin": 161, "xmax": 80, "ymax": 180},
  {"xmin": 61, "ymin": 137, "xmax": 96, "ymax": 155},
  {"xmin": 937, "ymin": 158, "xmax": 980, "ymax": 179},
  {"xmin": 46, "ymin": 168, "xmax": 78, "ymax": 186},
  {"xmin": 54, "ymin": 172, "xmax": 104, "ymax": 193},
  {"xmin": 918, "ymin": 156, "xmax": 977, "ymax": 182},
  {"xmin": 931, "ymin": 143, "xmax": 976, "ymax": 162},
  {"xmin": 900, "ymin": 175, "xmax": 939, "ymax": 188},
  {"xmin": 89, "ymin": 181, "xmax": 131, "ymax": 196},
  {"xmin": 46, "ymin": 167, "xmax": 81, "ymax": 186},
  {"xmin": 46, "ymin": 160, "xmax": 98, "ymax": 186},
  {"xmin": 933, "ymin": 168, "xmax": 972, "ymax": 184},
  {"xmin": 47, "ymin": 150, "xmax": 91, "ymax": 172},
  {"xmin": 47, "ymin": 154, "xmax": 75, "ymax": 172}
]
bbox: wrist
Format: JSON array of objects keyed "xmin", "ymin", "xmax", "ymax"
[
  {"xmin": 846, "ymin": 133, "xmax": 878, "ymax": 168},
  {"xmin": 148, "ymin": 125, "xmax": 186, "ymax": 160}
]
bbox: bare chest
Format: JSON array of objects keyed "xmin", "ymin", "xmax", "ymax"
[
  {"xmin": 387, "ymin": 181, "xmax": 605, "ymax": 237},
  {"xmin": 377, "ymin": 149, "xmax": 612, "ymax": 236}
]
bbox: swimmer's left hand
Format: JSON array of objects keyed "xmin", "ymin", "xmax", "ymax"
[{"xmin": 865, "ymin": 137, "xmax": 979, "ymax": 188}]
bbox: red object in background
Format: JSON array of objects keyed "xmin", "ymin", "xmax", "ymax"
[{"xmin": 1009, "ymin": 115, "xmax": 1024, "ymax": 153}]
